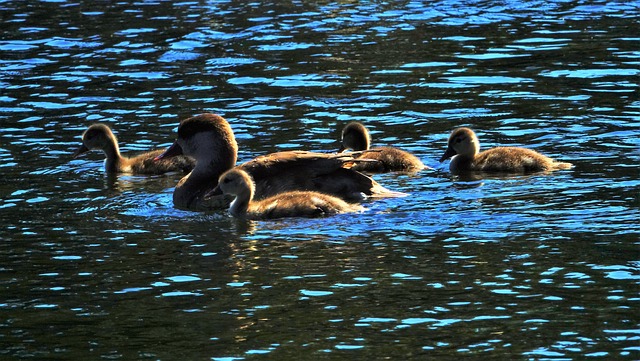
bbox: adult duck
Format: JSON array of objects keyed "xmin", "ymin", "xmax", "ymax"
[
  {"xmin": 215, "ymin": 168, "xmax": 364, "ymax": 219},
  {"xmin": 73, "ymin": 123, "xmax": 194, "ymax": 175},
  {"xmin": 339, "ymin": 121, "xmax": 428, "ymax": 173},
  {"xmin": 155, "ymin": 113, "xmax": 403, "ymax": 211},
  {"xmin": 440, "ymin": 127, "xmax": 573, "ymax": 173}
]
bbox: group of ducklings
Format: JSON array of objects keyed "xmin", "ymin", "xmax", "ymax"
[{"xmin": 73, "ymin": 113, "xmax": 573, "ymax": 220}]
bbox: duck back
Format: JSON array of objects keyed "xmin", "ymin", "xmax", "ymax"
[
  {"xmin": 453, "ymin": 147, "xmax": 572, "ymax": 173},
  {"xmin": 238, "ymin": 150, "xmax": 404, "ymax": 201},
  {"xmin": 248, "ymin": 190, "xmax": 364, "ymax": 219},
  {"xmin": 127, "ymin": 149, "xmax": 195, "ymax": 175},
  {"xmin": 352, "ymin": 147, "xmax": 426, "ymax": 173}
]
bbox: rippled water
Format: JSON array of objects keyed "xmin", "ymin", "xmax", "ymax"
[{"xmin": 1, "ymin": 1, "xmax": 639, "ymax": 359}]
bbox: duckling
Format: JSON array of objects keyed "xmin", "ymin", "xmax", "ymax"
[
  {"xmin": 73, "ymin": 123, "xmax": 195, "ymax": 175},
  {"xmin": 216, "ymin": 168, "xmax": 364, "ymax": 219},
  {"xmin": 440, "ymin": 127, "xmax": 573, "ymax": 173},
  {"xmin": 155, "ymin": 113, "xmax": 404, "ymax": 211},
  {"xmin": 339, "ymin": 121, "xmax": 428, "ymax": 173}
]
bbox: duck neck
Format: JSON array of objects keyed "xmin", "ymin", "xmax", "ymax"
[
  {"xmin": 229, "ymin": 183, "xmax": 253, "ymax": 217},
  {"xmin": 103, "ymin": 138, "xmax": 124, "ymax": 173},
  {"xmin": 450, "ymin": 154, "xmax": 473, "ymax": 172},
  {"xmin": 470, "ymin": 139, "xmax": 480, "ymax": 157},
  {"xmin": 174, "ymin": 160, "xmax": 231, "ymax": 210},
  {"xmin": 174, "ymin": 132, "xmax": 238, "ymax": 210},
  {"xmin": 452, "ymin": 139, "xmax": 480, "ymax": 163}
]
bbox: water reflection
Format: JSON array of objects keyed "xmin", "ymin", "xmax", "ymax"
[{"xmin": 1, "ymin": 0, "xmax": 639, "ymax": 359}]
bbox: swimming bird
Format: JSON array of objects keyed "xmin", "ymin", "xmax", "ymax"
[
  {"xmin": 339, "ymin": 121, "xmax": 428, "ymax": 173},
  {"xmin": 215, "ymin": 168, "xmax": 364, "ymax": 219},
  {"xmin": 155, "ymin": 113, "xmax": 404, "ymax": 211},
  {"xmin": 73, "ymin": 123, "xmax": 195, "ymax": 175},
  {"xmin": 440, "ymin": 127, "xmax": 573, "ymax": 173}
]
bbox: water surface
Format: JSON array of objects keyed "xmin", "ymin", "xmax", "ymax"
[{"xmin": 1, "ymin": 1, "xmax": 639, "ymax": 360}]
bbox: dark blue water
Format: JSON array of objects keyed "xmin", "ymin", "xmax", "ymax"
[{"xmin": 1, "ymin": 1, "xmax": 639, "ymax": 359}]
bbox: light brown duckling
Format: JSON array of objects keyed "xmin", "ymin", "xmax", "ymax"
[
  {"xmin": 339, "ymin": 121, "xmax": 428, "ymax": 173},
  {"xmin": 440, "ymin": 127, "xmax": 573, "ymax": 173},
  {"xmin": 73, "ymin": 123, "xmax": 195, "ymax": 175},
  {"xmin": 216, "ymin": 168, "xmax": 364, "ymax": 219},
  {"xmin": 155, "ymin": 113, "xmax": 404, "ymax": 211}
]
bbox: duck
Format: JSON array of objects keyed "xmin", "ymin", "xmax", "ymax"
[
  {"xmin": 155, "ymin": 113, "xmax": 404, "ymax": 211},
  {"xmin": 440, "ymin": 127, "xmax": 573, "ymax": 173},
  {"xmin": 73, "ymin": 123, "xmax": 195, "ymax": 175},
  {"xmin": 338, "ymin": 121, "xmax": 428, "ymax": 173},
  {"xmin": 215, "ymin": 168, "xmax": 364, "ymax": 219}
]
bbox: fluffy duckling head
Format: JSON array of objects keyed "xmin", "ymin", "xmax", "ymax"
[
  {"xmin": 440, "ymin": 127, "xmax": 480, "ymax": 162},
  {"xmin": 73, "ymin": 123, "xmax": 118, "ymax": 158},
  {"xmin": 339, "ymin": 121, "xmax": 371, "ymax": 152},
  {"xmin": 155, "ymin": 113, "xmax": 238, "ymax": 168},
  {"xmin": 217, "ymin": 168, "xmax": 254, "ymax": 198},
  {"xmin": 216, "ymin": 168, "xmax": 256, "ymax": 217}
]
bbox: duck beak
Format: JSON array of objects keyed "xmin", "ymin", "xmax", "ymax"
[
  {"xmin": 73, "ymin": 144, "xmax": 89, "ymax": 158},
  {"xmin": 155, "ymin": 141, "xmax": 183, "ymax": 161},
  {"xmin": 204, "ymin": 184, "xmax": 222, "ymax": 200},
  {"xmin": 439, "ymin": 146, "xmax": 457, "ymax": 162}
]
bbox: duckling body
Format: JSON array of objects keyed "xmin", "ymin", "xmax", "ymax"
[
  {"xmin": 155, "ymin": 114, "xmax": 403, "ymax": 211},
  {"xmin": 339, "ymin": 121, "xmax": 427, "ymax": 173},
  {"xmin": 73, "ymin": 123, "xmax": 195, "ymax": 175},
  {"xmin": 217, "ymin": 169, "xmax": 364, "ymax": 219},
  {"xmin": 440, "ymin": 127, "xmax": 573, "ymax": 173}
]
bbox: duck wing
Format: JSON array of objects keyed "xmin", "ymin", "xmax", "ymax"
[
  {"xmin": 237, "ymin": 151, "xmax": 404, "ymax": 201},
  {"xmin": 132, "ymin": 150, "xmax": 196, "ymax": 175},
  {"xmin": 239, "ymin": 151, "xmax": 355, "ymax": 175}
]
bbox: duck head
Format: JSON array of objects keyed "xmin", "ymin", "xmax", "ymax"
[
  {"xmin": 440, "ymin": 127, "xmax": 480, "ymax": 162},
  {"xmin": 217, "ymin": 168, "xmax": 253, "ymax": 198},
  {"xmin": 155, "ymin": 113, "xmax": 238, "ymax": 170},
  {"xmin": 73, "ymin": 123, "xmax": 119, "ymax": 158},
  {"xmin": 339, "ymin": 121, "xmax": 371, "ymax": 152},
  {"xmin": 216, "ymin": 168, "xmax": 255, "ymax": 216}
]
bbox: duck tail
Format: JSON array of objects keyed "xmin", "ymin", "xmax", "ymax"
[
  {"xmin": 553, "ymin": 161, "xmax": 574, "ymax": 170},
  {"xmin": 368, "ymin": 184, "xmax": 409, "ymax": 198}
]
